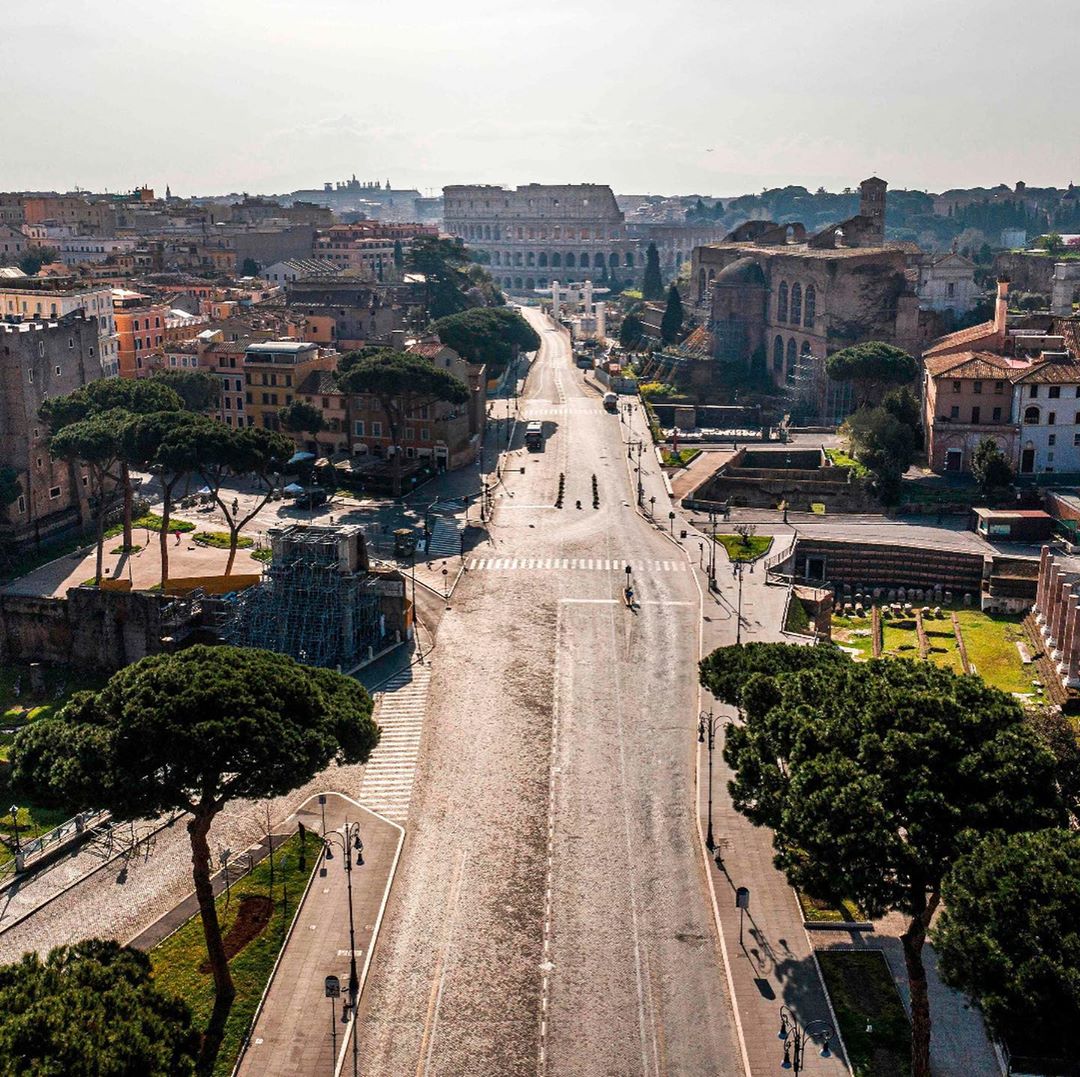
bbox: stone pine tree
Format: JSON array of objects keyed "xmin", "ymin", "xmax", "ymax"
[
  {"xmin": 660, "ymin": 284, "xmax": 684, "ymax": 345},
  {"xmin": 11, "ymin": 646, "xmax": 379, "ymax": 1071},
  {"xmin": 48, "ymin": 410, "xmax": 129, "ymax": 585},
  {"xmin": 824, "ymin": 341, "xmax": 918, "ymax": 408},
  {"xmin": 197, "ymin": 425, "xmax": 293, "ymax": 574},
  {"xmin": 0, "ymin": 939, "xmax": 198, "ymax": 1076},
  {"xmin": 933, "ymin": 828, "xmax": 1080, "ymax": 1061},
  {"xmin": 337, "ymin": 349, "xmax": 470, "ymax": 495},
  {"xmin": 971, "ymin": 437, "xmax": 1014, "ymax": 493},
  {"xmin": 704, "ymin": 645, "xmax": 1064, "ymax": 1077},
  {"xmin": 40, "ymin": 378, "xmax": 185, "ymax": 550},
  {"xmin": 641, "ymin": 241, "xmax": 663, "ymax": 300}
]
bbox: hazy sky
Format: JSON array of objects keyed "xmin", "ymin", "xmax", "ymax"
[{"xmin": 4, "ymin": 0, "xmax": 1078, "ymax": 198}]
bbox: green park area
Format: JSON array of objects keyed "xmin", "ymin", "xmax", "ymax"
[
  {"xmin": 816, "ymin": 950, "xmax": 911, "ymax": 1077},
  {"xmin": 832, "ymin": 608, "xmax": 1044, "ymax": 700},
  {"xmin": 151, "ymin": 830, "xmax": 315, "ymax": 1077},
  {"xmin": 714, "ymin": 534, "xmax": 774, "ymax": 563},
  {"xmin": 660, "ymin": 447, "xmax": 702, "ymax": 468},
  {"xmin": 0, "ymin": 664, "xmax": 105, "ymax": 844}
]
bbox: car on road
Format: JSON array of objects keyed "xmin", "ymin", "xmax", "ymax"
[
  {"xmin": 603, "ymin": 392, "xmax": 619, "ymax": 411},
  {"xmin": 525, "ymin": 421, "xmax": 544, "ymax": 450}
]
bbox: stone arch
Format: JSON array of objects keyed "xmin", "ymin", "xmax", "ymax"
[
  {"xmin": 1024, "ymin": 405, "xmax": 1040, "ymax": 424},
  {"xmin": 514, "ymin": 251, "xmax": 523, "ymax": 266},
  {"xmin": 526, "ymin": 277, "xmax": 535, "ymax": 290},
  {"xmin": 483, "ymin": 225, "xmax": 491, "ymax": 240},
  {"xmin": 526, "ymin": 251, "xmax": 535, "ymax": 267},
  {"xmin": 777, "ymin": 281, "xmax": 789, "ymax": 322},
  {"xmin": 786, "ymin": 337, "xmax": 797, "ymax": 384},
  {"xmin": 566, "ymin": 253, "xmax": 575, "ymax": 268},
  {"xmin": 773, "ymin": 335, "xmax": 784, "ymax": 372},
  {"xmin": 804, "ymin": 285, "xmax": 816, "ymax": 328},
  {"xmin": 552, "ymin": 252, "xmax": 562, "ymax": 268},
  {"xmin": 538, "ymin": 252, "xmax": 548, "ymax": 268},
  {"xmin": 493, "ymin": 225, "xmax": 501, "ymax": 241},
  {"xmin": 790, "ymin": 283, "xmax": 803, "ymax": 325},
  {"xmin": 492, "ymin": 252, "xmax": 500, "ymax": 266},
  {"xmin": 625, "ymin": 251, "xmax": 635, "ymax": 267},
  {"xmin": 504, "ymin": 277, "xmax": 512, "ymax": 289},
  {"xmin": 514, "ymin": 276, "xmax": 523, "ymax": 289},
  {"xmin": 609, "ymin": 252, "xmax": 619, "ymax": 267}
]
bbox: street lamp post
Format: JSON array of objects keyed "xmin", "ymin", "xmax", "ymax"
[
  {"xmin": 708, "ymin": 511, "xmax": 718, "ymax": 590},
  {"xmin": 668, "ymin": 510, "xmax": 676, "ymax": 536},
  {"xmin": 323, "ymin": 821, "xmax": 365, "ymax": 1077},
  {"xmin": 697, "ymin": 711, "xmax": 720, "ymax": 850},
  {"xmin": 732, "ymin": 561, "xmax": 752, "ymax": 644},
  {"xmin": 778, "ymin": 1007, "xmax": 835, "ymax": 1074}
]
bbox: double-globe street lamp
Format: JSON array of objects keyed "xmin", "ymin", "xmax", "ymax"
[
  {"xmin": 323, "ymin": 821, "xmax": 364, "ymax": 1077},
  {"xmin": 778, "ymin": 1006, "xmax": 836, "ymax": 1073},
  {"xmin": 697, "ymin": 711, "xmax": 720, "ymax": 850}
]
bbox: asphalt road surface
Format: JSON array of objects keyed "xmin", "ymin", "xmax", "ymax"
[{"xmin": 356, "ymin": 313, "xmax": 742, "ymax": 1076}]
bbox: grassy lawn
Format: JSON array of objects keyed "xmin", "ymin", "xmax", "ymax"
[
  {"xmin": 0, "ymin": 533, "xmax": 93, "ymax": 583},
  {"xmin": 798, "ymin": 891, "xmax": 864, "ymax": 923},
  {"xmin": 0, "ymin": 663, "xmax": 106, "ymax": 846},
  {"xmin": 825, "ymin": 448, "xmax": 870, "ymax": 478},
  {"xmin": 105, "ymin": 515, "xmax": 196, "ymax": 540},
  {"xmin": 250, "ymin": 547, "xmax": 273, "ymax": 564},
  {"xmin": 151, "ymin": 830, "xmax": 316, "ymax": 1077},
  {"xmin": 817, "ymin": 950, "xmax": 911, "ymax": 1077},
  {"xmin": 193, "ymin": 531, "xmax": 254, "ymax": 550},
  {"xmin": 660, "ymin": 448, "xmax": 702, "ymax": 468},
  {"xmin": 830, "ymin": 615, "xmax": 875, "ymax": 659},
  {"xmin": 714, "ymin": 534, "xmax": 774, "ymax": 562},
  {"xmin": 785, "ymin": 595, "xmax": 812, "ymax": 634},
  {"xmin": 831, "ymin": 608, "xmax": 1043, "ymax": 699}
]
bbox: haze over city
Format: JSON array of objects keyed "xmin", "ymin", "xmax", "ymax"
[{"xmin": 5, "ymin": 0, "xmax": 1079, "ymax": 196}]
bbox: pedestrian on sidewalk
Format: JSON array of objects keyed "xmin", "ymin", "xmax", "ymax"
[{"xmin": 173, "ymin": 529, "xmax": 181, "ymax": 546}]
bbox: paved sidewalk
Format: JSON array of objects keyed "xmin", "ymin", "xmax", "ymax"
[{"xmin": 236, "ymin": 793, "xmax": 402, "ymax": 1077}]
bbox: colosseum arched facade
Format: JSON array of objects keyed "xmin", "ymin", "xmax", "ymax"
[{"xmin": 442, "ymin": 184, "xmax": 642, "ymax": 293}]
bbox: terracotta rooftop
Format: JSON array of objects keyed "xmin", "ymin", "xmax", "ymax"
[
  {"xmin": 297, "ymin": 368, "xmax": 340, "ymax": 395},
  {"xmin": 407, "ymin": 340, "xmax": 448, "ymax": 359},
  {"xmin": 923, "ymin": 320, "xmax": 998, "ymax": 358},
  {"xmin": 1010, "ymin": 357, "xmax": 1080, "ymax": 384},
  {"xmin": 923, "ymin": 350, "xmax": 1021, "ymax": 379}
]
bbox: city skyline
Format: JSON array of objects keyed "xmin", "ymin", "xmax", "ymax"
[{"xmin": 5, "ymin": 0, "xmax": 1078, "ymax": 198}]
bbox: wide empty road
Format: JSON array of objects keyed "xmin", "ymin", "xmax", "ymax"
[{"xmin": 357, "ymin": 311, "xmax": 741, "ymax": 1075}]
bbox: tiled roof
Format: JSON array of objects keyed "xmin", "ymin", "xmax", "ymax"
[
  {"xmin": 1052, "ymin": 317, "xmax": 1080, "ymax": 356},
  {"xmin": 923, "ymin": 320, "xmax": 998, "ymax": 357},
  {"xmin": 407, "ymin": 340, "xmax": 448, "ymax": 359},
  {"xmin": 1010, "ymin": 358, "xmax": 1080, "ymax": 384},
  {"xmin": 297, "ymin": 368, "xmax": 340, "ymax": 395},
  {"xmin": 923, "ymin": 350, "xmax": 1019, "ymax": 378},
  {"xmin": 204, "ymin": 340, "xmax": 249, "ymax": 355}
]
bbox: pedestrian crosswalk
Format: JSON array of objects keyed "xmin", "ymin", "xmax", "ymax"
[
  {"xmin": 426, "ymin": 517, "xmax": 463, "ymax": 558},
  {"xmin": 359, "ymin": 665, "xmax": 430, "ymax": 824},
  {"xmin": 523, "ymin": 403, "xmax": 600, "ymax": 418},
  {"xmin": 465, "ymin": 556, "xmax": 687, "ymax": 573}
]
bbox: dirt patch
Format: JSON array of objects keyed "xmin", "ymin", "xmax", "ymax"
[{"xmin": 198, "ymin": 895, "xmax": 273, "ymax": 971}]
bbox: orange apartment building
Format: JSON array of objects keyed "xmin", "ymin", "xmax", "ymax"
[
  {"xmin": 243, "ymin": 340, "xmax": 334, "ymax": 432},
  {"xmin": 112, "ymin": 289, "xmax": 172, "ymax": 377}
]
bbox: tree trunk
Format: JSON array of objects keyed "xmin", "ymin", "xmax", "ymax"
[
  {"xmin": 94, "ymin": 472, "xmax": 106, "ymax": 585},
  {"xmin": 188, "ymin": 810, "xmax": 235, "ymax": 1003},
  {"xmin": 159, "ymin": 489, "xmax": 172, "ymax": 589},
  {"xmin": 121, "ymin": 461, "xmax": 133, "ymax": 549},
  {"xmin": 224, "ymin": 525, "xmax": 239, "ymax": 576},
  {"xmin": 902, "ymin": 904, "xmax": 934, "ymax": 1077}
]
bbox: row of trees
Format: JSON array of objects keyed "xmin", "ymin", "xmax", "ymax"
[
  {"xmin": 7, "ymin": 645, "xmax": 380, "ymax": 1073},
  {"xmin": 41, "ymin": 372, "xmax": 293, "ymax": 586},
  {"xmin": 702, "ymin": 643, "xmax": 1080, "ymax": 1075}
]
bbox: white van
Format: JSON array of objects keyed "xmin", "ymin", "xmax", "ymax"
[{"xmin": 603, "ymin": 392, "xmax": 619, "ymax": 412}]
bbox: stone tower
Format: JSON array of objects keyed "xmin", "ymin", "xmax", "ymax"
[{"xmin": 859, "ymin": 176, "xmax": 887, "ymax": 246}]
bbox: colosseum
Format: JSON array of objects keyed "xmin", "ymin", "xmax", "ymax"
[{"xmin": 442, "ymin": 183, "xmax": 641, "ymax": 293}]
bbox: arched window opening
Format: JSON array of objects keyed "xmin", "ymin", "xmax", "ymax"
[
  {"xmin": 593, "ymin": 253, "xmax": 605, "ymax": 269},
  {"xmin": 566, "ymin": 253, "xmax": 575, "ymax": 268},
  {"xmin": 538, "ymin": 252, "xmax": 548, "ymax": 267},
  {"xmin": 552, "ymin": 253, "xmax": 561, "ymax": 268},
  {"xmin": 625, "ymin": 252, "xmax": 635, "ymax": 267},
  {"xmin": 610, "ymin": 252, "xmax": 619, "ymax": 267},
  {"xmin": 526, "ymin": 277, "xmax": 535, "ymax": 290},
  {"xmin": 1024, "ymin": 406, "xmax": 1040, "ymax": 424}
]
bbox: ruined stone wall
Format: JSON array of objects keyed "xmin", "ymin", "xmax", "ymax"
[{"xmin": 0, "ymin": 588, "xmax": 173, "ymax": 672}]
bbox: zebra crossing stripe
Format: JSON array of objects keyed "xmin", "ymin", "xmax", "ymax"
[
  {"xmin": 359, "ymin": 666, "xmax": 430, "ymax": 824},
  {"xmin": 464, "ymin": 557, "xmax": 689, "ymax": 573}
]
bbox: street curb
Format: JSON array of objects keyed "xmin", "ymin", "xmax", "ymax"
[
  {"xmin": 231, "ymin": 830, "xmax": 321, "ymax": 1076},
  {"xmin": 335, "ymin": 798, "xmax": 406, "ymax": 1077},
  {"xmin": 689, "ymin": 560, "xmax": 752, "ymax": 1077}
]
